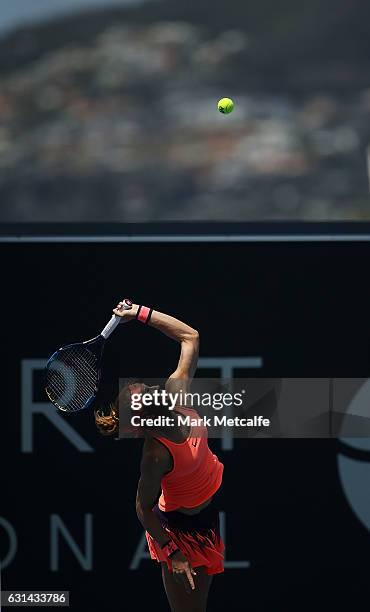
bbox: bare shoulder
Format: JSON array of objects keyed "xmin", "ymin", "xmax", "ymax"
[
  {"xmin": 141, "ymin": 437, "xmax": 171, "ymax": 473},
  {"xmin": 165, "ymin": 375, "xmax": 190, "ymax": 399}
]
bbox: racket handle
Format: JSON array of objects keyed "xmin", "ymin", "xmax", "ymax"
[
  {"xmin": 100, "ymin": 299, "xmax": 132, "ymax": 339},
  {"xmin": 101, "ymin": 315, "xmax": 121, "ymax": 339}
]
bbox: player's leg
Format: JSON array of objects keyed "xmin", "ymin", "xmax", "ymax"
[{"xmin": 161, "ymin": 563, "xmax": 213, "ymax": 612}]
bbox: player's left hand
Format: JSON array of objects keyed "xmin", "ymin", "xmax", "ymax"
[{"xmin": 170, "ymin": 550, "xmax": 197, "ymax": 593}]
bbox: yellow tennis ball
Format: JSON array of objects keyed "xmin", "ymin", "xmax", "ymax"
[{"xmin": 217, "ymin": 97, "xmax": 234, "ymax": 114}]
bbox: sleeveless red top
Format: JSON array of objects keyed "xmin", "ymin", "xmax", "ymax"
[{"xmin": 155, "ymin": 407, "xmax": 223, "ymax": 511}]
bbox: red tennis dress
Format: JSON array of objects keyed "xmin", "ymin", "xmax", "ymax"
[{"xmin": 146, "ymin": 407, "xmax": 224, "ymax": 575}]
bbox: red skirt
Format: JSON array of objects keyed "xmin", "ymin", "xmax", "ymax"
[{"xmin": 146, "ymin": 494, "xmax": 224, "ymax": 576}]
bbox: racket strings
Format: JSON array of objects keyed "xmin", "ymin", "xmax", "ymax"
[{"xmin": 46, "ymin": 345, "xmax": 99, "ymax": 412}]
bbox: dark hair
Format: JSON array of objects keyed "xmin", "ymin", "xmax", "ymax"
[
  {"xmin": 94, "ymin": 380, "xmax": 136, "ymax": 437},
  {"xmin": 94, "ymin": 381, "xmax": 168, "ymax": 437},
  {"xmin": 94, "ymin": 403, "xmax": 119, "ymax": 437}
]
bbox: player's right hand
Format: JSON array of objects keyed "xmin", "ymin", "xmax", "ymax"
[{"xmin": 113, "ymin": 298, "xmax": 134, "ymax": 319}]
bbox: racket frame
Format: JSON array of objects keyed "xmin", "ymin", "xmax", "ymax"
[{"xmin": 45, "ymin": 305, "xmax": 131, "ymax": 412}]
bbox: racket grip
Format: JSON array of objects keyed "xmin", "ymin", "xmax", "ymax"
[
  {"xmin": 100, "ymin": 299, "xmax": 132, "ymax": 339},
  {"xmin": 101, "ymin": 315, "xmax": 121, "ymax": 339}
]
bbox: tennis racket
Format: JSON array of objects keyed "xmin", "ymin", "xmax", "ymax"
[{"xmin": 45, "ymin": 299, "xmax": 132, "ymax": 412}]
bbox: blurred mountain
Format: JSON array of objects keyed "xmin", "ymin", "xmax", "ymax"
[
  {"xmin": 0, "ymin": 0, "xmax": 369, "ymax": 222},
  {"xmin": 0, "ymin": 0, "xmax": 369, "ymax": 88}
]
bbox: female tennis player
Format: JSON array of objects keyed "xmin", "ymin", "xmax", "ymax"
[{"xmin": 95, "ymin": 300, "xmax": 224, "ymax": 612}]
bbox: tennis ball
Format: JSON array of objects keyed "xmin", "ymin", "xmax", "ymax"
[{"xmin": 217, "ymin": 97, "xmax": 234, "ymax": 114}]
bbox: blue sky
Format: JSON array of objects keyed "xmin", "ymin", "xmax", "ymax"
[{"xmin": 0, "ymin": 0, "xmax": 147, "ymax": 36}]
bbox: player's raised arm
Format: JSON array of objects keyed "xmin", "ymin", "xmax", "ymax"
[{"xmin": 113, "ymin": 300, "xmax": 199, "ymax": 392}]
